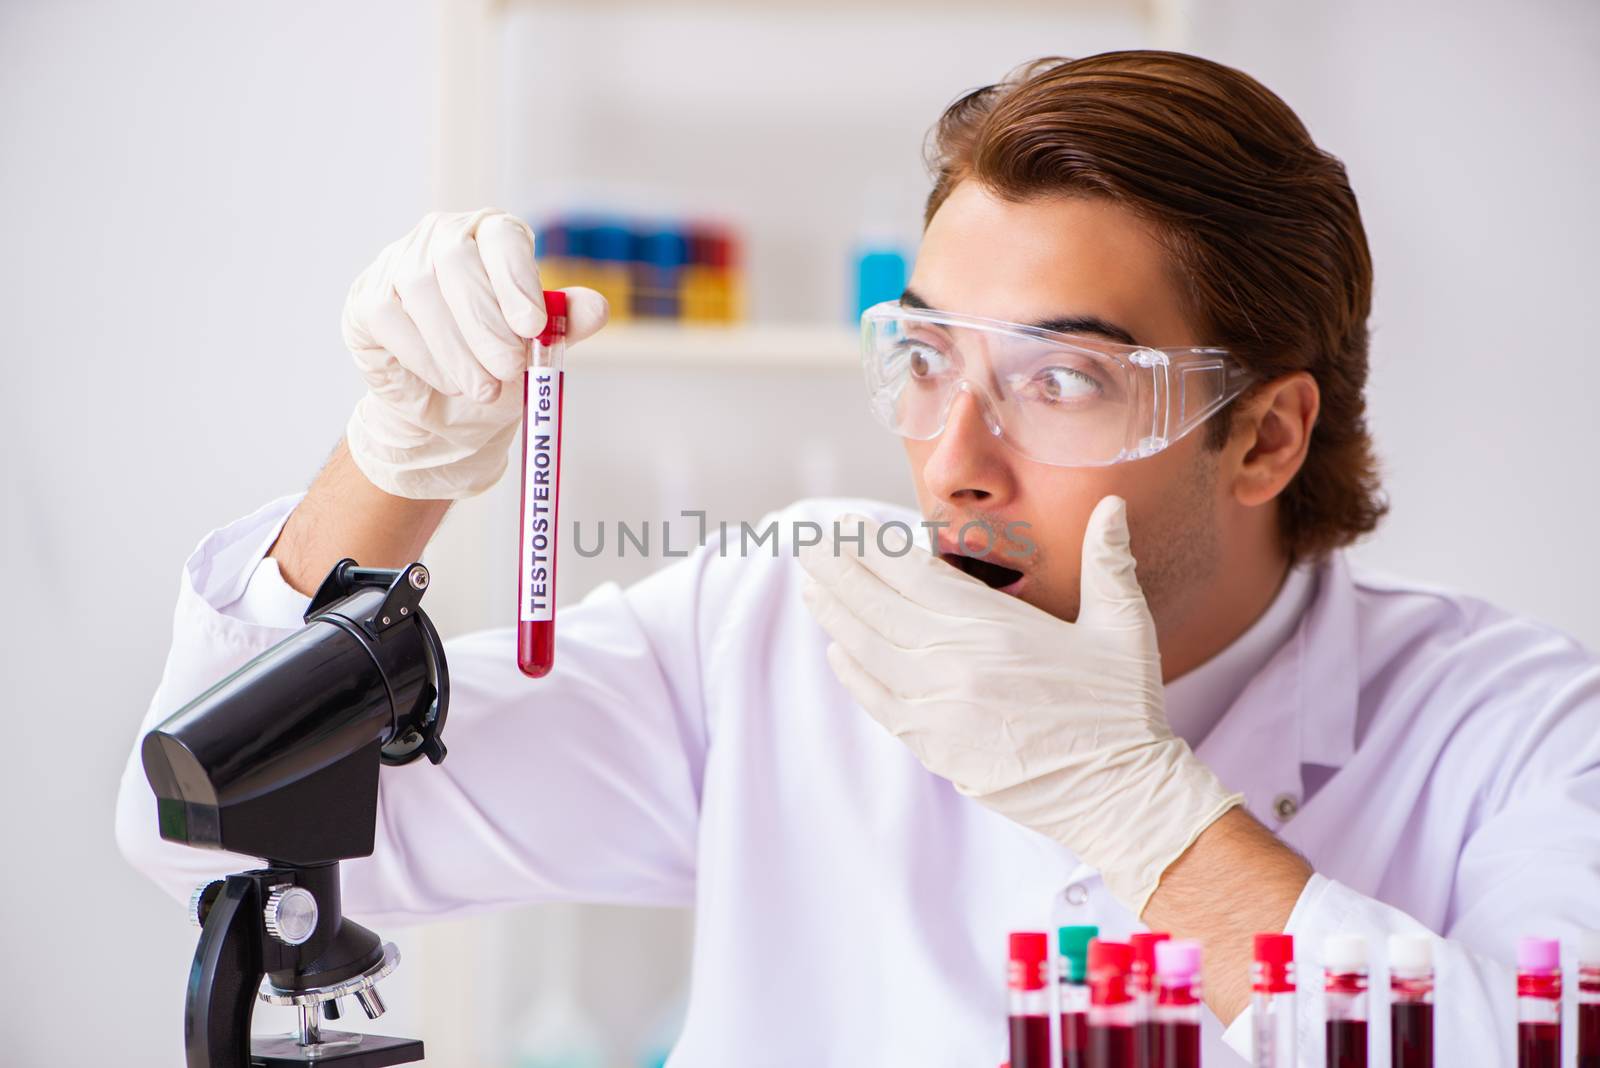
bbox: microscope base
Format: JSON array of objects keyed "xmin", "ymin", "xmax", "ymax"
[{"xmin": 251, "ymin": 1033, "xmax": 423, "ymax": 1067}]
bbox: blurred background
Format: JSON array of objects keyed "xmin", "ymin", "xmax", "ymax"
[{"xmin": 3, "ymin": 0, "xmax": 1597, "ymax": 1064}]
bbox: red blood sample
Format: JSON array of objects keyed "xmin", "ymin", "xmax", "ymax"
[
  {"xmin": 1008, "ymin": 1015, "xmax": 1050, "ymax": 1068},
  {"xmin": 1129, "ymin": 932, "xmax": 1169, "ymax": 1068},
  {"xmin": 1009, "ymin": 933, "xmax": 1051, "ymax": 1068},
  {"xmin": 1158, "ymin": 1021, "xmax": 1200, "ymax": 1068},
  {"xmin": 1390, "ymin": 1001, "xmax": 1433, "ymax": 1068},
  {"xmin": 1058, "ymin": 925, "xmax": 1097, "ymax": 1068},
  {"xmin": 1153, "ymin": 939, "xmax": 1203, "ymax": 1068},
  {"xmin": 1137, "ymin": 1021, "xmax": 1160, "ymax": 1068},
  {"xmin": 1581, "ymin": 958, "xmax": 1600, "ymax": 1068},
  {"xmin": 1087, "ymin": 940, "xmax": 1137, "ymax": 1068},
  {"xmin": 1089, "ymin": 1023, "xmax": 1136, "ymax": 1068},
  {"xmin": 1517, "ymin": 939, "xmax": 1562, "ymax": 1068},
  {"xmin": 1518, "ymin": 1022, "xmax": 1561, "ymax": 1068},
  {"xmin": 517, "ymin": 291, "xmax": 567, "ymax": 678},
  {"xmin": 1060, "ymin": 1010, "xmax": 1088, "ymax": 1068},
  {"xmin": 1581, "ymin": 1001, "xmax": 1600, "ymax": 1068},
  {"xmin": 1326, "ymin": 1019, "xmax": 1368, "ymax": 1068}
]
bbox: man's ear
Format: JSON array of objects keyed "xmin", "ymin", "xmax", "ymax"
[{"xmin": 1227, "ymin": 372, "xmax": 1319, "ymax": 507}]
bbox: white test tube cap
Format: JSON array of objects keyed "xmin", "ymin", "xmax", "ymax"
[
  {"xmin": 1579, "ymin": 930, "xmax": 1600, "ymax": 967},
  {"xmin": 1388, "ymin": 934, "xmax": 1433, "ymax": 974},
  {"xmin": 1323, "ymin": 933, "xmax": 1368, "ymax": 973}
]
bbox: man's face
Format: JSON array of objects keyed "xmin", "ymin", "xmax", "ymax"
[{"xmin": 903, "ymin": 180, "xmax": 1228, "ymax": 632}]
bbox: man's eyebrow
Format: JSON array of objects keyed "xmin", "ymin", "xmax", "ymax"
[{"xmin": 899, "ymin": 287, "xmax": 1139, "ymax": 346}]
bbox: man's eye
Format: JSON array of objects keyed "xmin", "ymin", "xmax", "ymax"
[
  {"xmin": 896, "ymin": 341, "xmax": 952, "ymax": 379},
  {"xmin": 1028, "ymin": 366, "xmax": 1103, "ymax": 402}
]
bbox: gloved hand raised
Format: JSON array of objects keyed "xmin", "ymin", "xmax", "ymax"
[
  {"xmin": 798, "ymin": 495, "xmax": 1243, "ymax": 915},
  {"xmin": 342, "ymin": 209, "xmax": 609, "ymax": 500}
]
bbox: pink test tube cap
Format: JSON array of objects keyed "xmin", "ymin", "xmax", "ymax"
[
  {"xmin": 1517, "ymin": 936, "xmax": 1561, "ymax": 973},
  {"xmin": 1155, "ymin": 939, "xmax": 1203, "ymax": 980}
]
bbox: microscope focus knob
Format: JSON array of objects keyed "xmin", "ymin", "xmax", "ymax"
[
  {"xmin": 263, "ymin": 886, "xmax": 319, "ymax": 946},
  {"xmin": 189, "ymin": 880, "xmax": 223, "ymax": 927}
]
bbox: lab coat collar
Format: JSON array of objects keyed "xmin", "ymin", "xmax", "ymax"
[{"xmin": 1193, "ymin": 550, "xmax": 1360, "ymax": 824}]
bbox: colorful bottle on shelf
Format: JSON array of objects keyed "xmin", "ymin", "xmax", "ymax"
[
  {"xmin": 682, "ymin": 222, "xmax": 740, "ymax": 323},
  {"xmin": 634, "ymin": 226, "xmax": 688, "ymax": 319},
  {"xmin": 1009, "ymin": 932, "xmax": 1052, "ymax": 1068},
  {"xmin": 1058, "ymin": 926, "xmax": 1098, "ymax": 1068},
  {"xmin": 1130, "ymin": 932, "xmax": 1170, "ymax": 1068},
  {"xmin": 853, "ymin": 245, "xmax": 907, "ymax": 320},
  {"xmin": 1388, "ymin": 934, "xmax": 1434, "ymax": 1068},
  {"xmin": 1088, "ymin": 939, "xmax": 1138, "ymax": 1068},
  {"xmin": 585, "ymin": 219, "xmax": 635, "ymax": 322},
  {"xmin": 1252, "ymin": 933, "xmax": 1296, "ymax": 1068},
  {"xmin": 537, "ymin": 213, "xmax": 743, "ymax": 325},
  {"xmin": 1153, "ymin": 939, "xmax": 1203, "ymax": 1068},
  {"xmin": 533, "ymin": 222, "xmax": 576, "ymax": 292},
  {"xmin": 1322, "ymin": 934, "xmax": 1368, "ymax": 1068},
  {"xmin": 1517, "ymin": 936, "xmax": 1562, "ymax": 1068},
  {"xmin": 1581, "ymin": 931, "xmax": 1600, "ymax": 1068}
]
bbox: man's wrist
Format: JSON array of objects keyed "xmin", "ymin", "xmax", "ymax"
[{"xmin": 1140, "ymin": 807, "xmax": 1313, "ymax": 1024}]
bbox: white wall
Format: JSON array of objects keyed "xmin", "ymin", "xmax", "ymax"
[
  {"xmin": 0, "ymin": 2, "xmax": 431, "ymax": 1063},
  {"xmin": 497, "ymin": 3, "xmax": 1152, "ymax": 323},
  {"xmin": 1185, "ymin": 0, "xmax": 1600, "ymax": 646}
]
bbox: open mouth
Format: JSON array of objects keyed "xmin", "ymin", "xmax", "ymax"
[{"xmin": 940, "ymin": 551, "xmax": 1025, "ymax": 591}]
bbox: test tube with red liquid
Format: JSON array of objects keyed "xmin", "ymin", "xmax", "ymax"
[
  {"xmin": 1009, "ymin": 932, "xmax": 1052, "ymax": 1068},
  {"xmin": 1322, "ymin": 935, "xmax": 1369, "ymax": 1068},
  {"xmin": 1130, "ymin": 932, "xmax": 1170, "ymax": 1068},
  {"xmin": 1517, "ymin": 936, "xmax": 1562, "ymax": 1068},
  {"xmin": 517, "ymin": 289, "xmax": 567, "ymax": 678},
  {"xmin": 1058, "ymin": 926, "xmax": 1098, "ymax": 1068},
  {"xmin": 1580, "ymin": 931, "xmax": 1600, "ymax": 1068},
  {"xmin": 1387, "ymin": 934, "xmax": 1434, "ymax": 1068},
  {"xmin": 1153, "ymin": 940, "xmax": 1203, "ymax": 1068},
  {"xmin": 1088, "ymin": 939, "xmax": 1138, "ymax": 1068},
  {"xmin": 1252, "ymin": 933, "xmax": 1297, "ymax": 1068}
]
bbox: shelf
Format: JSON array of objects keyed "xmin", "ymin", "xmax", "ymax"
[{"xmin": 573, "ymin": 322, "xmax": 860, "ymax": 369}]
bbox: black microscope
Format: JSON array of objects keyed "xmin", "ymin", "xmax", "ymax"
[{"xmin": 141, "ymin": 559, "xmax": 451, "ymax": 1068}]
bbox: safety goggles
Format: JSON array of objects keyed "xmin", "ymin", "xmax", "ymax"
[{"xmin": 860, "ymin": 300, "xmax": 1256, "ymax": 467}]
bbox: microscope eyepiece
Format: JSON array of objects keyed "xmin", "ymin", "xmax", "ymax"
[{"xmin": 141, "ymin": 559, "xmax": 448, "ymax": 865}]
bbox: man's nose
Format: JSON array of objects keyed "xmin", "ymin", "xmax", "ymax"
[{"xmin": 920, "ymin": 386, "xmax": 1017, "ymax": 507}]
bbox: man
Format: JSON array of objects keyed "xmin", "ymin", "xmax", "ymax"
[{"xmin": 117, "ymin": 51, "xmax": 1598, "ymax": 1065}]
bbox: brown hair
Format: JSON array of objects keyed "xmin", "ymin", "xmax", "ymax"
[{"xmin": 925, "ymin": 51, "xmax": 1386, "ymax": 561}]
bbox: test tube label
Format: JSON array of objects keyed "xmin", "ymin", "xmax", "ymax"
[{"xmin": 520, "ymin": 367, "xmax": 561, "ymax": 623}]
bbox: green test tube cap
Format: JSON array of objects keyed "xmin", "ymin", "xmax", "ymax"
[{"xmin": 1058, "ymin": 925, "xmax": 1099, "ymax": 983}]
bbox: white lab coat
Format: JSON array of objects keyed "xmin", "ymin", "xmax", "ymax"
[{"xmin": 116, "ymin": 492, "xmax": 1600, "ymax": 1067}]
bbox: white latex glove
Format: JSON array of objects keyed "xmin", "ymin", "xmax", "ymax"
[
  {"xmin": 342, "ymin": 209, "xmax": 609, "ymax": 499},
  {"xmin": 798, "ymin": 495, "xmax": 1244, "ymax": 915}
]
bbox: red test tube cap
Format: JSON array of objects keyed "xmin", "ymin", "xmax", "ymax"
[
  {"xmin": 1130, "ymin": 931, "xmax": 1170, "ymax": 992},
  {"xmin": 1088, "ymin": 939, "xmax": 1135, "ymax": 1006},
  {"xmin": 536, "ymin": 289, "xmax": 568, "ymax": 345},
  {"xmin": 1089, "ymin": 938, "xmax": 1135, "ymax": 974},
  {"xmin": 1009, "ymin": 931, "xmax": 1049, "ymax": 991},
  {"xmin": 1253, "ymin": 932, "xmax": 1295, "ymax": 993},
  {"xmin": 1254, "ymin": 933, "xmax": 1294, "ymax": 964}
]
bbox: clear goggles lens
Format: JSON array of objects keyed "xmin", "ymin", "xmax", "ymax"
[{"xmin": 860, "ymin": 301, "xmax": 1255, "ymax": 467}]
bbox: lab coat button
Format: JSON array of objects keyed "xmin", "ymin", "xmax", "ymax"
[
  {"xmin": 1064, "ymin": 882, "xmax": 1089, "ymax": 906},
  {"xmin": 1273, "ymin": 794, "xmax": 1300, "ymax": 822}
]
